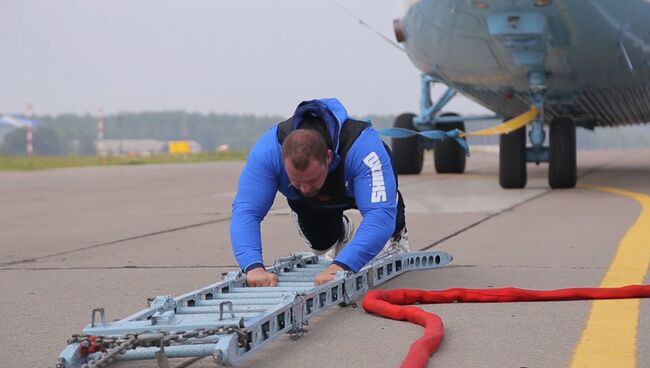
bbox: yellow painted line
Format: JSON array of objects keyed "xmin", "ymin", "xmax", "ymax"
[{"xmin": 570, "ymin": 185, "xmax": 650, "ymax": 368}]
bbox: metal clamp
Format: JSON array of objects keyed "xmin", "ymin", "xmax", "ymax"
[
  {"xmin": 90, "ymin": 308, "xmax": 107, "ymax": 327},
  {"xmin": 219, "ymin": 301, "xmax": 234, "ymax": 321}
]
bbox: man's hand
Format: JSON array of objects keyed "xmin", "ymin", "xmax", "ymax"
[
  {"xmin": 246, "ymin": 268, "xmax": 278, "ymax": 287},
  {"xmin": 314, "ymin": 264, "xmax": 345, "ymax": 285}
]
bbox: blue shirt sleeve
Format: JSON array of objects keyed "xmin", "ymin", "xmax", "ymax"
[
  {"xmin": 334, "ymin": 128, "xmax": 398, "ymax": 272},
  {"xmin": 230, "ymin": 127, "xmax": 282, "ymax": 272}
]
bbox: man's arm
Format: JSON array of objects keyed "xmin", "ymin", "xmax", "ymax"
[
  {"xmin": 230, "ymin": 127, "xmax": 282, "ymax": 274},
  {"xmin": 333, "ymin": 128, "xmax": 398, "ymax": 272}
]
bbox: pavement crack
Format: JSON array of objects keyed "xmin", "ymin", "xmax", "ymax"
[
  {"xmin": 0, "ymin": 217, "xmax": 232, "ymax": 267},
  {"xmin": 421, "ymin": 189, "xmax": 551, "ymax": 251}
]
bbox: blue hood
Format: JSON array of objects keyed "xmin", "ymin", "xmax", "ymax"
[{"xmin": 291, "ymin": 98, "xmax": 349, "ymax": 170}]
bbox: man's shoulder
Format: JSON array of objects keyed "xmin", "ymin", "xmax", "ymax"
[
  {"xmin": 346, "ymin": 126, "xmax": 382, "ymax": 150},
  {"xmin": 344, "ymin": 128, "xmax": 392, "ymax": 170},
  {"xmin": 342, "ymin": 118, "xmax": 371, "ymax": 132},
  {"xmin": 248, "ymin": 125, "xmax": 282, "ymax": 164},
  {"xmin": 253, "ymin": 125, "xmax": 281, "ymax": 149}
]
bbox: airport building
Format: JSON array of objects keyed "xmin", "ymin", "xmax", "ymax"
[{"xmin": 96, "ymin": 139, "xmax": 202, "ymax": 156}]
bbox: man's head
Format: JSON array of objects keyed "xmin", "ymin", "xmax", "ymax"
[{"xmin": 282, "ymin": 129, "xmax": 332, "ymax": 198}]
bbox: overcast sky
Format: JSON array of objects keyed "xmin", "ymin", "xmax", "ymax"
[{"xmin": 1, "ymin": 0, "xmax": 487, "ymax": 117}]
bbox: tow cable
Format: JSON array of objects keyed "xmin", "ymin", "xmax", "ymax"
[
  {"xmin": 379, "ymin": 106, "xmax": 539, "ymax": 156},
  {"xmin": 362, "ymin": 284, "xmax": 650, "ymax": 368}
]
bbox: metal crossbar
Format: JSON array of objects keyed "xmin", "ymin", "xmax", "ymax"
[{"xmin": 58, "ymin": 250, "xmax": 452, "ymax": 367}]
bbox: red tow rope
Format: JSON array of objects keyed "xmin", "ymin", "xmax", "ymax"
[{"xmin": 362, "ymin": 285, "xmax": 650, "ymax": 368}]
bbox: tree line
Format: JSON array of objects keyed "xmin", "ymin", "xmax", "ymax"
[{"xmin": 0, "ymin": 111, "xmax": 648, "ymax": 155}]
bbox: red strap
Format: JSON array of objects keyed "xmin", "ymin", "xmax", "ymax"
[{"xmin": 362, "ymin": 285, "xmax": 650, "ymax": 368}]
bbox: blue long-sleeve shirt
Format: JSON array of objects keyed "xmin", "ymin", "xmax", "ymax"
[{"xmin": 230, "ymin": 99, "xmax": 398, "ymax": 273}]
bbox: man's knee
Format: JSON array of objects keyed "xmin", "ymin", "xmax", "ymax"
[
  {"xmin": 308, "ymin": 237, "xmax": 338, "ymax": 251},
  {"xmin": 291, "ymin": 211, "xmax": 342, "ymax": 251}
]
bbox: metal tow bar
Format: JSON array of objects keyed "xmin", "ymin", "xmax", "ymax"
[{"xmin": 57, "ymin": 250, "xmax": 453, "ymax": 367}]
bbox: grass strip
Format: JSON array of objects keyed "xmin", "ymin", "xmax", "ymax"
[{"xmin": 0, "ymin": 151, "xmax": 248, "ymax": 171}]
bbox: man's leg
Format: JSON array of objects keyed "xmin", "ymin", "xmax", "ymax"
[
  {"xmin": 287, "ymin": 199, "xmax": 351, "ymax": 254},
  {"xmin": 392, "ymin": 190, "xmax": 406, "ymax": 237}
]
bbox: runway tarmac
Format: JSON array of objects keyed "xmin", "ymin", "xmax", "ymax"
[{"xmin": 1, "ymin": 149, "xmax": 649, "ymax": 367}]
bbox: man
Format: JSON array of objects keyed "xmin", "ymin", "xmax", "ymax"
[{"xmin": 230, "ymin": 98, "xmax": 409, "ymax": 286}]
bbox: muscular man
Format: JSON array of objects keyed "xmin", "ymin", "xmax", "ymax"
[{"xmin": 230, "ymin": 98, "xmax": 409, "ymax": 286}]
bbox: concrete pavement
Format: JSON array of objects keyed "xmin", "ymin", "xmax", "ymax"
[{"xmin": 1, "ymin": 149, "xmax": 649, "ymax": 367}]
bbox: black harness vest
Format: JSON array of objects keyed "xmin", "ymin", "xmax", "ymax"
[{"xmin": 277, "ymin": 117, "xmax": 370, "ymax": 210}]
